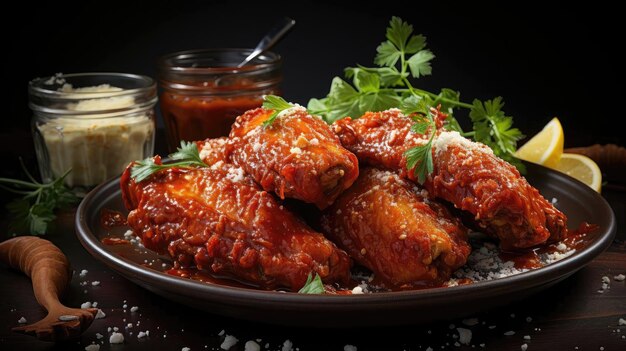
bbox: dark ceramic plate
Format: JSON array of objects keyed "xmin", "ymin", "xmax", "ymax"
[{"xmin": 75, "ymin": 163, "xmax": 615, "ymax": 327}]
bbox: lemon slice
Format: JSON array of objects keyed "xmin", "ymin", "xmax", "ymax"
[
  {"xmin": 514, "ymin": 117, "xmax": 564, "ymax": 168},
  {"xmin": 554, "ymin": 153, "xmax": 602, "ymax": 192}
]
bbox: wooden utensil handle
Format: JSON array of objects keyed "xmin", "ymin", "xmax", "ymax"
[{"xmin": 0, "ymin": 237, "xmax": 71, "ymax": 312}]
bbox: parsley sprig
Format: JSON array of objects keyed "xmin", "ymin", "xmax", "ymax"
[
  {"xmin": 262, "ymin": 95, "xmax": 295, "ymax": 127},
  {"xmin": 308, "ymin": 16, "xmax": 525, "ymax": 178},
  {"xmin": 401, "ymin": 96, "xmax": 436, "ymax": 183},
  {"xmin": 298, "ymin": 272, "xmax": 325, "ymax": 294},
  {"xmin": 130, "ymin": 141, "xmax": 208, "ymax": 182},
  {"xmin": 0, "ymin": 161, "xmax": 78, "ymax": 235}
]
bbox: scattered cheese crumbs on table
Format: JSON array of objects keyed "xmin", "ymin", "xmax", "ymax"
[
  {"xmin": 95, "ymin": 309, "xmax": 106, "ymax": 319},
  {"xmin": 218, "ymin": 329, "xmax": 225, "ymax": 336},
  {"xmin": 79, "ymin": 269, "xmax": 88, "ymax": 277},
  {"xmin": 488, "ymin": 326, "xmax": 496, "ymax": 329},
  {"xmin": 344, "ymin": 345, "xmax": 357, "ymax": 351},
  {"xmin": 504, "ymin": 331, "xmax": 516, "ymax": 336},
  {"xmin": 454, "ymin": 342, "xmax": 461, "ymax": 347},
  {"xmin": 426, "ymin": 348, "xmax": 433, "ymax": 351},
  {"xmin": 462, "ymin": 318, "xmax": 479, "ymax": 326},
  {"xmin": 109, "ymin": 332, "xmax": 124, "ymax": 344},
  {"xmin": 282, "ymin": 339, "xmax": 294, "ymax": 351},
  {"xmin": 352, "ymin": 286, "xmax": 363, "ymax": 294},
  {"xmin": 457, "ymin": 328, "xmax": 472, "ymax": 345},
  {"xmin": 17, "ymin": 317, "xmax": 27, "ymax": 324},
  {"xmin": 96, "ymin": 333, "xmax": 103, "ymax": 339},
  {"xmin": 449, "ymin": 324, "xmax": 456, "ymax": 329},
  {"xmin": 137, "ymin": 331, "xmax": 147, "ymax": 338},
  {"xmin": 182, "ymin": 347, "xmax": 191, "ymax": 351},
  {"xmin": 85, "ymin": 344, "xmax": 100, "ymax": 351},
  {"xmin": 130, "ymin": 306, "xmax": 139, "ymax": 312},
  {"xmin": 614, "ymin": 274, "xmax": 626, "ymax": 281},
  {"xmin": 127, "ymin": 323, "xmax": 133, "ymax": 328},
  {"xmin": 523, "ymin": 335, "xmax": 531, "ymax": 340},
  {"xmin": 618, "ymin": 318, "xmax": 626, "ymax": 326},
  {"xmin": 113, "ymin": 327, "xmax": 119, "ymax": 332},
  {"xmin": 220, "ymin": 335, "xmax": 238, "ymax": 350},
  {"xmin": 123, "ymin": 304, "xmax": 128, "ymax": 309},
  {"xmin": 244, "ymin": 340, "xmax": 261, "ymax": 351},
  {"xmin": 91, "ymin": 281, "xmax": 100, "ymax": 286},
  {"xmin": 479, "ymin": 344, "xmax": 485, "ymax": 348},
  {"xmin": 521, "ymin": 343, "xmax": 528, "ymax": 351},
  {"xmin": 81, "ymin": 301, "xmax": 92, "ymax": 309}
]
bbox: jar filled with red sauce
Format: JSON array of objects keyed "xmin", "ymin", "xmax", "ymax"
[{"xmin": 157, "ymin": 49, "xmax": 282, "ymax": 152}]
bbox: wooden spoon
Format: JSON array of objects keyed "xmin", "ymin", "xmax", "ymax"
[{"xmin": 0, "ymin": 236, "xmax": 98, "ymax": 341}]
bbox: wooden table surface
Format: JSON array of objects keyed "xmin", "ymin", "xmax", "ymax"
[{"xmin": 1, "ymin": 189, "xmax": 625, "ymax": 351}]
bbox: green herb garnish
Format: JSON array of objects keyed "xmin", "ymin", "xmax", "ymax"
[
  {"xmin": 401, "ymin": 96, "xmax": 437, "ymax": 183},
  {"xmin": 298, "ymin": 272, "xmax": 325, "ymax": 294},
  {"xmin": 308, "ymin": 16, "xmax": 525, "ymax": 177},
  {"xmin": 130, "ymin": 141, "xmax": 208, "ymax": 182},
  {"xmin": 262, "ymin": 95, "xmax": 295, "ymax": 127},
  {"xmin": 0, "ymin": 161, "xmax": 78, "ymax": 235}
]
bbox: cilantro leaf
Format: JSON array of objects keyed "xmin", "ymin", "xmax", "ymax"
[
  {"xmin": 386, "ymin": 16, "xmax": 413, "ymax": 52},
  {"xmin": 470, "ymin": 98, "xmax": 524, "ymax": 160},
  {"xmin": 375, "ymin": 40, "xmax": 401, "ymax": 67},
  {"xmin": 307, "ymin": 97, "xmax": 329, "ymax": 117},
  {"xmin": 169, "ymin": 140, "xmax": 205, "ymax": 164},
  {"xmin": 312, "ymin": 16, "xmax": 525, "ymax": 174},
  {"xmin": 1, "ymin": 165, "xmax": 78, "ymax": 236},
  {"xmin": 405, "ymin": 34, "xmax": 427, "ymax": 54},
  {"xmin": 405, "ymin": 142, "xmax": 434, "ymax": 184},
  {"xmin": 131, "ymin": 141, "xmax": 208, "ymax": 182},
  {"xmin": 262, "ymin": 95, "xmax": 295, "ymax": 127},
  {"xmin": 400, "ymin": 95, "xmax": 430, "ymax": 116},
  {"xmin": 298, "ymin": 272, "xmax": 325, "ymax": 294},
  {"xmin": 407, "ymin": 50, "xmax": 435, "ymax": 78}
]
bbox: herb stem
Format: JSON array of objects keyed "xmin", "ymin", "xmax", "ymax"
[{"xmin": 0, "ymin": 178, "xmax": 45, "ymax": 189}]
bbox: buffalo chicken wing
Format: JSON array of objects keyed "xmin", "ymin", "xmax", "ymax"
[
  {"xmin": 229, "ymin": 107, "xmax": 359, "ymax": 209},
  {"xmin": 333, "ymin": 110, "xmax": 568, "ymax": 249},
  {"xmin": 120, "ymin": 158, "xmax": 351, "ymax": 291},
  {"xmin": 321, "ymin": 168, "xmax": 471, "ymax": 287}
]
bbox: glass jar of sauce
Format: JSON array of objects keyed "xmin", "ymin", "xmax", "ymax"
[
  {"xmin": 157, "ymin": 49, "xmax": 282, "ymax": 151},
  {"xmin": 29, "ymin": 73, "xmax": 156, "ymax": 190}
]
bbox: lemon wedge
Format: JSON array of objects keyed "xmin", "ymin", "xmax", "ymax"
[
  {"xmin": 514, "ymin": 117, "xmax": 564, "ymax": 168},
  {"xmin": 554, "ymin": 153, "xmax": 602, "ymax": 192}
]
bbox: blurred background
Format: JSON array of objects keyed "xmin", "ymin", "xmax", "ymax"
[{"xmin": 1, "ymin": 1, "xmax": 622, "ymax": 203}]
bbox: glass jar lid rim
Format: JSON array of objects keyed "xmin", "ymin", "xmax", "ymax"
[
  {"xmin": 158, "ymin": 48, "xmax": 282, "ymax": 73},
  {"xmin": 29, "ymin": 72, "xmax": 156, "ymax": 99}
]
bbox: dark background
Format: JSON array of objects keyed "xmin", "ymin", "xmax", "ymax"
[{"xmin": 1, "ymin": 1, "xmax": 622, "ymax": 199}]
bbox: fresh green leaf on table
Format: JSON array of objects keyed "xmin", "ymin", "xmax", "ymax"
[{"xmin": 0, "ymin": 164, "xmax": 78, "ymax": 236}]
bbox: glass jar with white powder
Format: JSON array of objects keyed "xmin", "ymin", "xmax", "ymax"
[{"xmin": 29, "ymin": 73, "xmax": 156, "ymax": 190}]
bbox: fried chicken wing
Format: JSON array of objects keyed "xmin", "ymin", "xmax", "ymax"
[
  {"xmin": 333, "ymin": 109, "xmax": 568, "ymax": 249},
  {"xmin": 120, "ymin": 159, "xmax": 351, "ymax": 290},
  {"xmin": 229, "ymin": 106, "xmax": 359, "ymax": 209},
  {"xmin": 321, "ymin": 168, "xmax": 471, "ymax": 287}
]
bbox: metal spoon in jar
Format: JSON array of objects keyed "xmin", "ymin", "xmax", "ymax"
[{"xmin": 237, "ymin": 17, "xmax": 296, "ymax": 68}]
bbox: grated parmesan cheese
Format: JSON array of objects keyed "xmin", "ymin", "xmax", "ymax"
[
  {"xmin": 109, "ymin": 332, "xmax": 124, "ymax": 344},
  {"xmin": 221, "ymin": 335, "xmax": 238, "ymax": 350}
]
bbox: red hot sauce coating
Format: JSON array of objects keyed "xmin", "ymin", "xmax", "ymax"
[
  {"xmin": 333, "ymin": 109, "xmax": 568, "ymax": 250},
  {"xmin": 229, "ymin": 107, "xmax": 359, "ymax": 209},
  {"xmin": 120, "ymin": 158, "xmax": 351, "ymax": 291}
]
